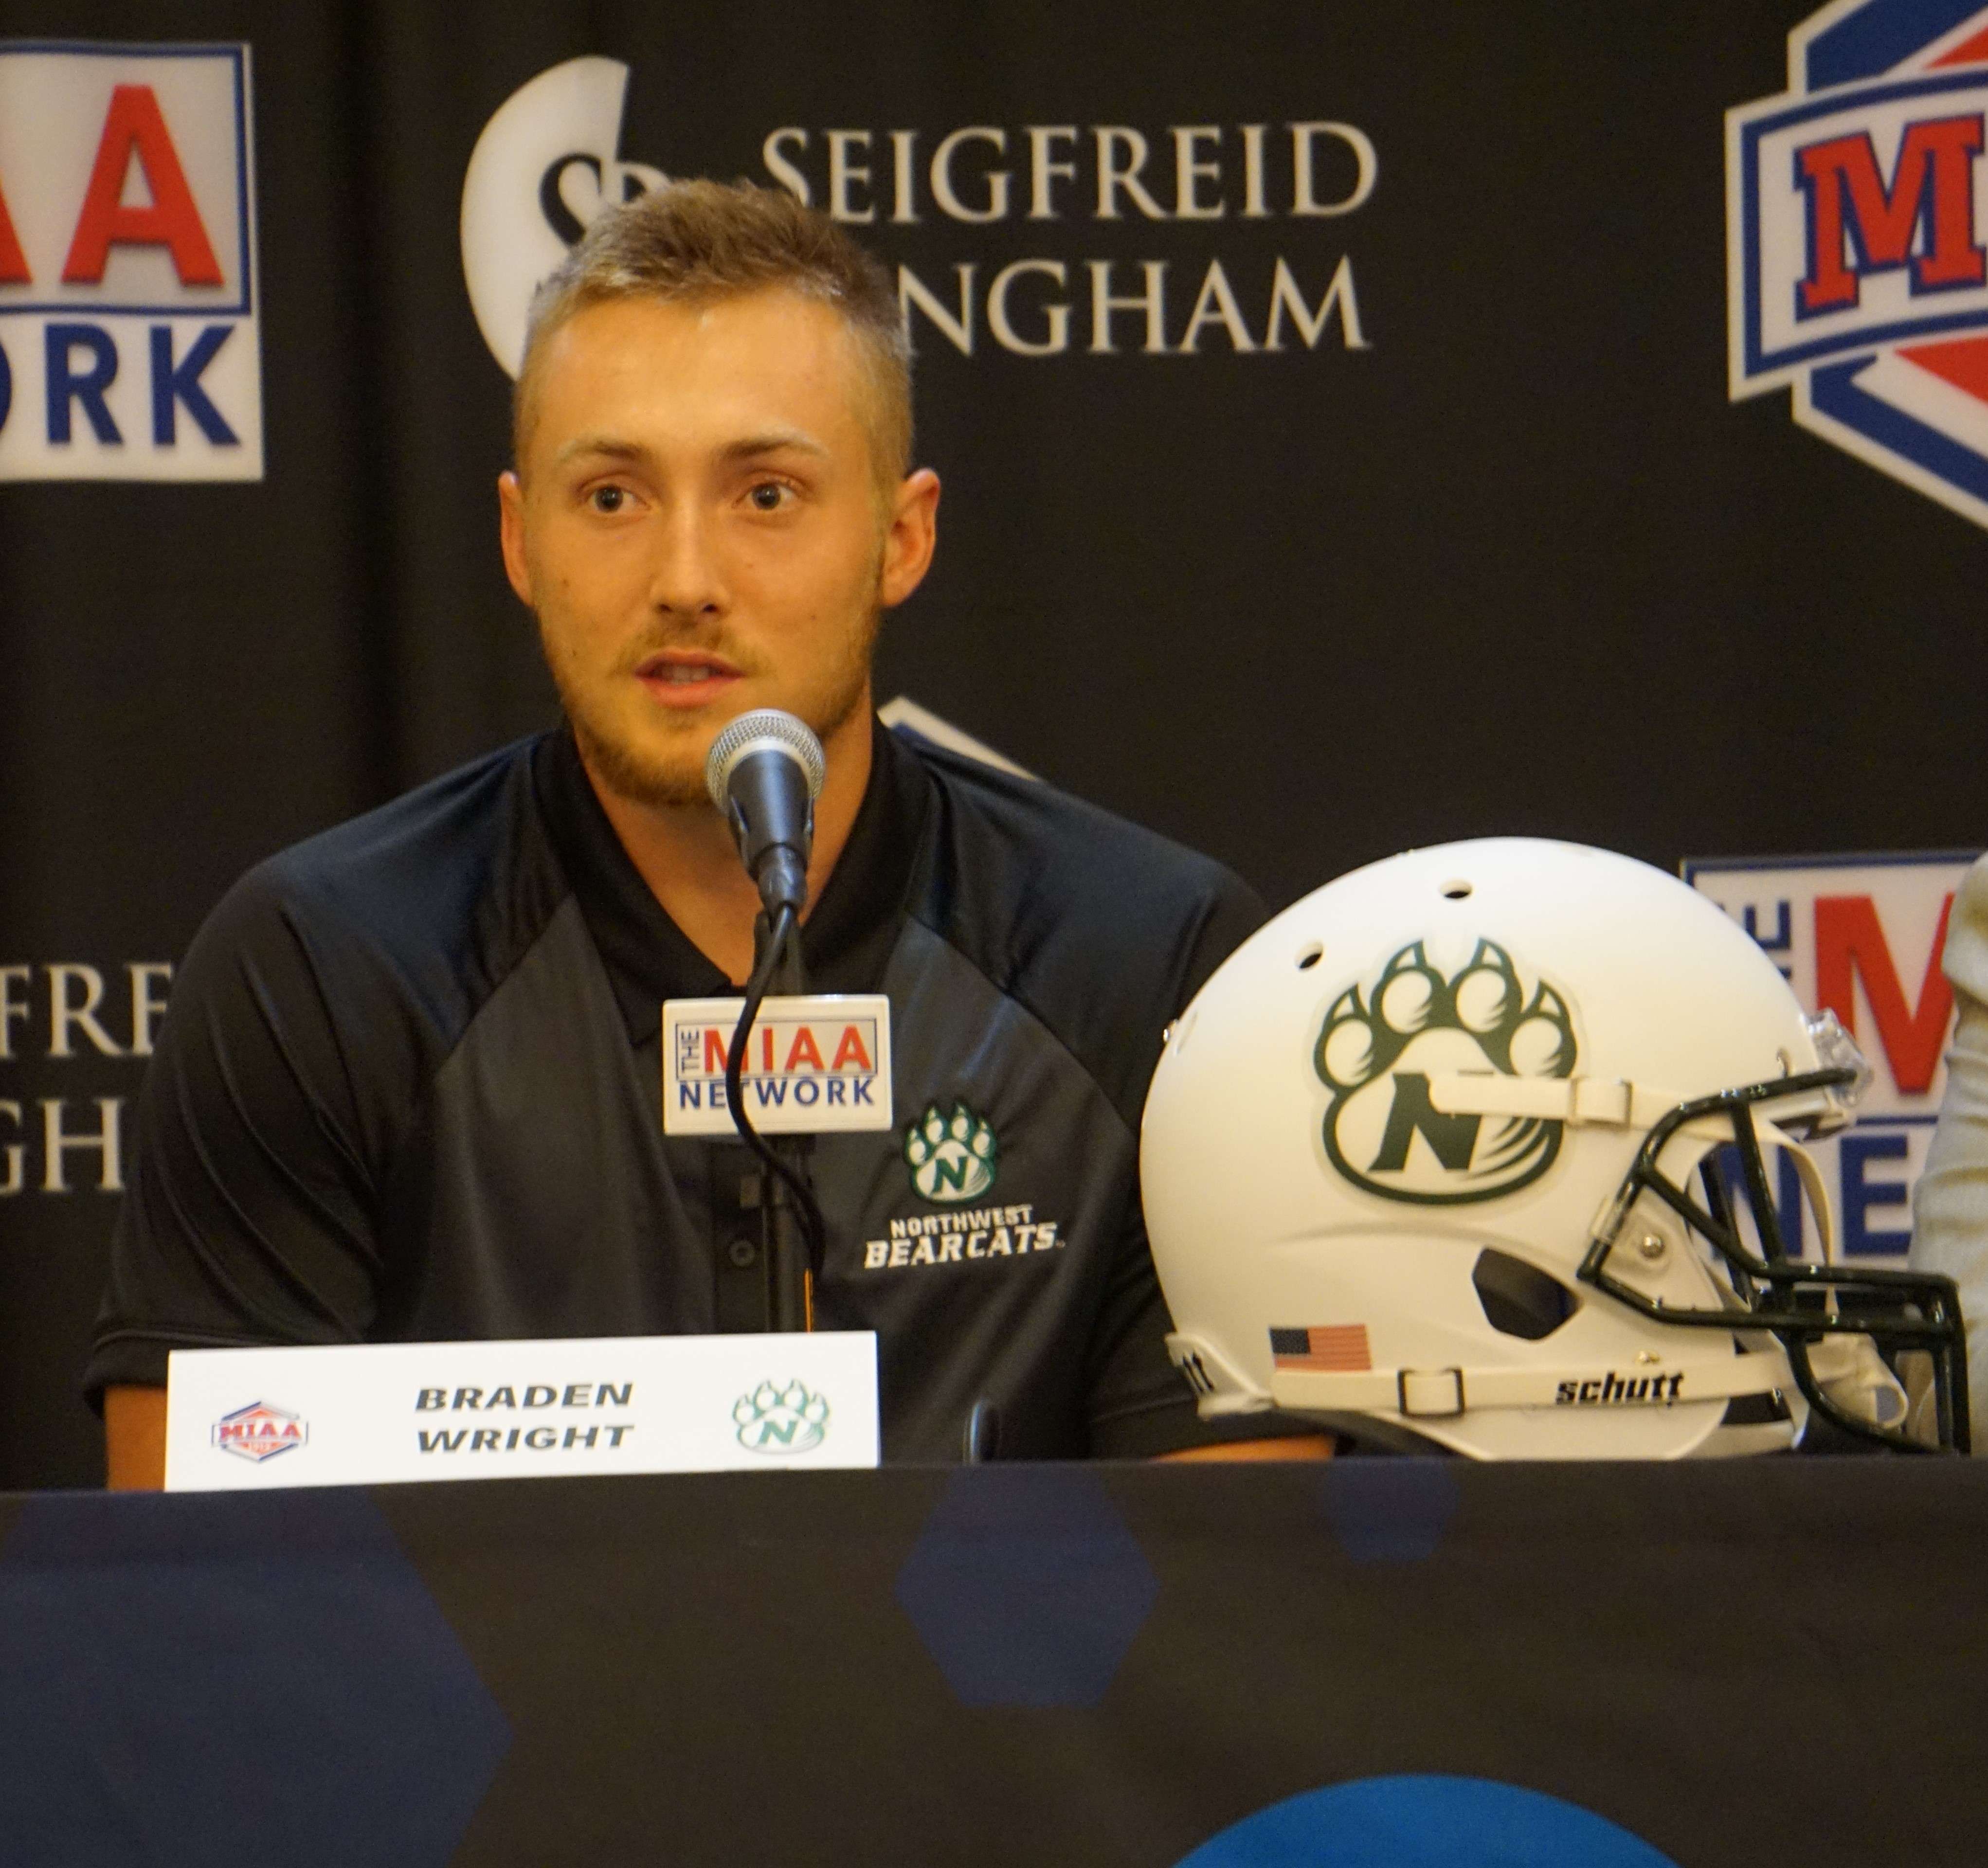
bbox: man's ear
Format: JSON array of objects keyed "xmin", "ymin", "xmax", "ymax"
[
  {"xmin": 498, "ymin": 470, "xmax": 534, "ymax": 607},
  {"xmin": 880, "ymin": 467, "xmax": 941, "ymax": 610}
]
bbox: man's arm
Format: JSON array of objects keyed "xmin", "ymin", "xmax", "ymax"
[
  {"xmin": 86, "ymin": 865, "xmax": 393, "ymax": 1451},
  {"xmin": 105, "ymin": 1385, "xmax": 167, "ymax": 1491}
]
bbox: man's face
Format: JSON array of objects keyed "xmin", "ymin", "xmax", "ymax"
[{"xmin": 500, "ymin": 288, "xmax": 935, "ymax": 808}]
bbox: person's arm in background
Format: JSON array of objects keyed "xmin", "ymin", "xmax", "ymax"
[{"xmin": 1911, "ymin": 854, "xmax": 1988, "ymax": 1444}]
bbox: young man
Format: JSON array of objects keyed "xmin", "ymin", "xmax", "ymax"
[{"xmin": 91, "ymin": 182, "xmax": 1326, "ymax": 1483}]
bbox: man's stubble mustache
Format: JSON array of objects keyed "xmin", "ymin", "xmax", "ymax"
[
  {"xmin": 541, "ymin": 601, "xmax": 884, "ymax": 814},
  {"xmin": 607, "ymin": 618, "xmax": 769, "ymax": 684}
]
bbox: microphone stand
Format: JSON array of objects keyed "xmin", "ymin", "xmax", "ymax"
[{"xmin": 753, "ymin": 906, "xmax": 816, "ymax": 1333}]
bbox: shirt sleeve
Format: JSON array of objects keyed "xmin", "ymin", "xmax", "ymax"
[
  {"xmin": 84, "ymin": 867, "xmax": 396, "ymax": 1404},
  {"xmin": 1083, "ymin": 864, "xmax": 1321, "ymax": 1456},
  {"xmin": 1911, "ymin": 854, "xmax": 1988, "ymax": 1441}
]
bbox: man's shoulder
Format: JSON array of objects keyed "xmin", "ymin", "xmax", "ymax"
[
  {"xmin": 195, "ymin": 734, "xmax": 568, "ymax": 1044},
  {"xmin": 261, "ymin": 734, "xmax": 549, "ymax": 906},
  {"xmin": 898, "ymin": 731, "xmax": 1265, "ymax": 1124}
]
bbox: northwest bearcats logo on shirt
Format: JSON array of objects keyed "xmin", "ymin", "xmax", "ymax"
[
  {"xmin": 1313, "ymin": 939, "xmax": 1577, "ymax": 1206},
  {"xmin": 903, "ymin": 1099, "xmax": 998, "ymax": 1202},
  {"xmin": 864, "ymin": 1099, "xmax": 1068, "ymax": 1272}
]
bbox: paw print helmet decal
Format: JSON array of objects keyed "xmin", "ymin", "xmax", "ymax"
[
  {"xmin": 1141, "ymin": 838, "xmax": 1970, "ymax": 1460},
  {"xmin": 1315, "ymin": 938, "xmax": 1576, "ymax": 1205}
]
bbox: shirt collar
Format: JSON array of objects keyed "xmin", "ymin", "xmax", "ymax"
[{"xmin": 533, "ymin": 714, "xmax": 931, "ymax": 1043}]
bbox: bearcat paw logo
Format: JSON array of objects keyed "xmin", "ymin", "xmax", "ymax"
[
  {"xmin": 733, "ymin": 1379, "xmax": 830, "ymax": 1455},
  {"xmin": 903, "ymin": 1099, "xmax": 998, "ymax": 1203},
  {"xmin": 1313, "ymin": 939, "xmax": 1577, "ymax": 1205}
]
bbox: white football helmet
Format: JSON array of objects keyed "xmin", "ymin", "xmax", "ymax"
[{"xmin": 1141, "ymin": 838, "xmax": 1969, "ymax": 1458}]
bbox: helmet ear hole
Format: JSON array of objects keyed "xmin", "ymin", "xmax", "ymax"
[{"xmin": 1472, "ymin": 1248, "xmax": 1576, "ymax": 1340}]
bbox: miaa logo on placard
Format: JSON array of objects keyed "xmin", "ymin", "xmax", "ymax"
[
  {"xmin": 212, "ymin": 1400, "xmax": 307, "ymax": 1464},
  {"xmin": 0, "ymin": 42, "xmax": 261, "ymax": 481},
  {"xmin": 1729, "ymin": 1, "xmax": 1988, "ymax": 528}
]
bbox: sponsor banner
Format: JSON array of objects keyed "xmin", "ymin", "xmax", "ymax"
[
  {"xmin": 1684, "ymin": 849, "xmax": 1977, "ymax": 1258},
  {"xmin": 663, "ymin": 993, "xmax": 894, "ymax": 1136},
  {"xmin": 460, "ymin": 56, "xmax": 1376, "ymax": 379},
  {"xmin": 164, "ymin": 1331, "xmax": 880, "ymax": 1490},
  {"xmin": 1728, "ymin": 0, "xmax": 1988, "ymax": 528},
  {"xmin": 0, "ymin": 41, "xmax": 260, "ymax": 480},
  {"xmin": 0, "ymin": 958, "xmax": 172, "ymax": 1197}
]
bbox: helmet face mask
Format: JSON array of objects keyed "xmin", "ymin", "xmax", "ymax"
[
  {"xmin": 1580, "ymin": 1060, "xmax": 1969, "ymax": 1455},
  {"xmin": 1141, "ymin": 839, "xmax": 1971, "ymax": 1460}
]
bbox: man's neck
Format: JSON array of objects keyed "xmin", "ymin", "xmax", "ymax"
[{"xmin": 582, "ymin": 698, "xmax": 876, "ymax": 987}]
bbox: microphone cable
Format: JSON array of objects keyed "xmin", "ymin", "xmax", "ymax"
[{"xmin": 723, "ymin": 903, "xmax": 829, "ymax": 1321}]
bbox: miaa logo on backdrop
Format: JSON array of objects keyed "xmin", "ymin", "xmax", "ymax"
[
  {"xmin": 0, "ymin": 42, "xmax": 260, "ymax": 481},
  {"xmin": 1729, "ymin": 0, "xmax": 1988, "ymax": 528}
]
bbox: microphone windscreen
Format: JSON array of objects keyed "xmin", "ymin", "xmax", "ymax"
[{"xmin": 703, "ymin": 710, "xmax": 827, "ymax": 811}]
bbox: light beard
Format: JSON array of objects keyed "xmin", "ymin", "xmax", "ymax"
[{"xmin": 549, "ymin": 607, "xmax": 882, "ymax": 814}]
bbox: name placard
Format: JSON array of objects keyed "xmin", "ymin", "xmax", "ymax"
[
  {"xmin": 163, "ymin": 1331, "xmax": 879, "ymax": 1491},
  {"xmin": 662, "ymin": 993, "xmax": 893, "ymax": 1136}
]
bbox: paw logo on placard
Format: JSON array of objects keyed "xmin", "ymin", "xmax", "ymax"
[
  {"xmin": 903, "ymin": 1100, "xmax": 998, "ymax": 1203},
  {"xmin": 734, "ymin": 1380, "xmax": 830, "ymax": 1455},
  {"xmin": 1314, "ymin": 940, "xmax": 1577, "ymax": 1205}
]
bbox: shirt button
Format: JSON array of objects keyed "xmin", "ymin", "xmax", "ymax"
[{"xmin": 727, "ymin": 1237, "xmax": 759, "ymax": 1268}]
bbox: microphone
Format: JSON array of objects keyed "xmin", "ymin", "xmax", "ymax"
[{"xmin": 704, "ymin": 710, "xmax": 827, "ymax": 919}]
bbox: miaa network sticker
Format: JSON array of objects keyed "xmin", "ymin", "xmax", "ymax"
[{"xmin": 663, "ymin": 994, "xmax": 894, "ymax": 1136}]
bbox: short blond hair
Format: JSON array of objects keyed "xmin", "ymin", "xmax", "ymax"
[{"xmin": 514, "ymin": 180, "xmax": 912, "ymax": 488}]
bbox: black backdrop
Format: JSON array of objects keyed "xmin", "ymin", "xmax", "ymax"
[{"xmin": 3, "ymin": 0, "xmax": 1984, "ymax": 1488}]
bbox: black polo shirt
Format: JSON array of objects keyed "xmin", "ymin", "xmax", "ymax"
[{"xmin": 88, "ymin": 718, "xmax": 1280, "ymax": 1459}]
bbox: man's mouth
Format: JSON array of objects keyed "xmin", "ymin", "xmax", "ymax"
[{"xmin": 633, "ymin": 652, "xmax": 744, "ymax": 703}]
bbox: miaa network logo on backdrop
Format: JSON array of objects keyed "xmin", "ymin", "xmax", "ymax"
[
  {"xmin": 462, "ymin": 56, "xmax": 1375, "ymax": 380},
  {"xmin": 1730, "ymin": 0, "xmax": 1988, "ymax": 528},
  {"xmin": 0, "ymin": 42, "xmax": 260, "ymax": 481}
]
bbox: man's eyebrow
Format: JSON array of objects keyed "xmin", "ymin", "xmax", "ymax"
[
  {"xmin": 719, "ymin": 430, "xmax": 830, "ymax": 462},
  {"xmin": 554, "ymin": 434, "xmax": 649, "ymax": 468},
  {"xmin": 551, "ymin": 431, "xmax": 832, "ymax": 469}
]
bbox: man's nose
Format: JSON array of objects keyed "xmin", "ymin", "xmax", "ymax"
[{"xmin": 645, "ymin": 503, "xmax": 727, "ymax": 618}]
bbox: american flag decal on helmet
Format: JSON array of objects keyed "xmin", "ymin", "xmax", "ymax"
[{"xmin": 1269, "ymin": 1325, "xmax": 1372, "ymax": 1371}]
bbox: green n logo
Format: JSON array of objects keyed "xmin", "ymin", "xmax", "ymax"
[
  {"xmin": 1369, "ymin": 1073, "xmax": 1482, "ymax": 1173},
  {"xmin": 929, "ymin": 1153, "xmax": 973, "ymax": 1194}
]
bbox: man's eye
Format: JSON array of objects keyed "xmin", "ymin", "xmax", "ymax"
[
  {"xmin": 589, "ymin": 486, "xmax": 628, "ymax": 514},
  {"xmin": 748, "ymin": 483, "xmax": 791, "ymax": 512}
]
